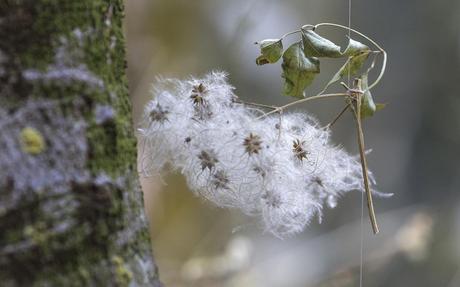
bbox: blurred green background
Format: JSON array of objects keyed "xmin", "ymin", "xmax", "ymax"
[{"xmin": 125, "ymin": 0, "xmax": 460, "ymax": 286}]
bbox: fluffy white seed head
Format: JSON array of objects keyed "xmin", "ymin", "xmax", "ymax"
[{"xmin": 138, "ymin": 71, "xmax": 385, "ymax": 238}]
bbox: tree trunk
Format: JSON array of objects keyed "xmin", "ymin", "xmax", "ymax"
[{"xmin": 0, "ymin": 1, "xmax": 161, "ymax": 286}]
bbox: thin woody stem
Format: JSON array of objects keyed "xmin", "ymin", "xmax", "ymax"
[
  {"xmin": 324, "ymin": 104, "xmax": 350, "ymax": 129},
  {"xmin": 257, "ymin": 93, "xmax": 348, "ymax": 119},
  {"xmin": 351, "ymin": 81, "xmax": 380, "ymax": 234},
  {"xmin": 233, "ymin": 99, "xmax": 277, "ymax": 110},
  {"xmin": 280, "ymin": 29, "xmax": 301, "ymax": 40}
]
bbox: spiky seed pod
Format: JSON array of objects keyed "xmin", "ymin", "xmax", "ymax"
[
  {"xmin": 149, "ymin": 103, "xmax": 169, "ymax": 123},
  {"xmin": 292, "ymin": 139, "xmax": 309, "ymax": 161},
  {"xmin": 190, "ymin": 83, "xmax": 207, "ymax": 106},
  {"xmin": 243, "ymin": 133, "xmax": 262, "ymax": 155},
  {"xmin": 198, "ymin": 150, "xmax": 219, "ymax": 171},
  {"xmin": 212, "ymin": 170, "xmax": 230, "ymax": 190}
]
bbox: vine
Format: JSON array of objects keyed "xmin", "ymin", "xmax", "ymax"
[{"xmin": 252, "ymin": 23, "xmax": 388, "ymax": 234}]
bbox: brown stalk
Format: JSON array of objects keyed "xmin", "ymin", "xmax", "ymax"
[{"xmin": 351, "ymin": 79, "xmax": 379, "ymax": 234}]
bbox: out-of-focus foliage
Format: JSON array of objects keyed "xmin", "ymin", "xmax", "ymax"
[{"xmin": 126, "ymin": 0, "xmax": 460, "ymax": 286}]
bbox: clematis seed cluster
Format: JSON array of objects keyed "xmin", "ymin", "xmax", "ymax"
[{"xmin": 138, "ymin": 72, "xmax": 386, "ymax": 238}]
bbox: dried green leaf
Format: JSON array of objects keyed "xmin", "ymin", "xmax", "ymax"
[
  {"xmin": 281, "ymin": 41, "xmax": 320, "ymax": 98},
  {"xmin": 359, "ymin": 73, "xmax": 376, "ymax": 118},
  {"xmin": 342, "ymin": 51, "xmax": 371, "ymax": 76},
  {"xmin": 344, "ymin": 38, "xmax": 370, "ymax": 56},
  {"xmin": 317, "ymin": 38, "xmax": 371, "ymax": 91},
  {"xmin": 302, "ymin": 30, "xmax": 342, "ymax": 57},
  {"xmin": 336, "ymin": 39, "xmax": 370, "ymax": 83},
  {"xmin": 321, "ymin": 51, "xmax": 369, "ymax": 91},
  {"xmin": 256, "ymin": 39, "xmax": 283, "ymax": 65}
]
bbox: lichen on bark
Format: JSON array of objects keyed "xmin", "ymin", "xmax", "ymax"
[{"xmin": 0, "ymin": 1, "xmax": 161, "ymax": 286}]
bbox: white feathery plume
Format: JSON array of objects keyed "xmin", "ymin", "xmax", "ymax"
[{"xmin": 138, "ymin": 71, "xmax": 386, "ymax": 238}]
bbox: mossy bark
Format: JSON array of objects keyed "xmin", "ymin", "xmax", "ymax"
[{"xmin": 0, "ymin": 1, "xmax": 161, "ymax": 286}]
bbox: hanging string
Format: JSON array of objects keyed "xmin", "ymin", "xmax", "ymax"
[{"xmin": 346, "ymin": 0, "xmax": 365, "ymax": 286}]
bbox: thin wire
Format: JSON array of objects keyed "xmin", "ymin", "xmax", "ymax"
[
  {"xmin": 347, "ymin": 0, "xmax": 351, "ymax": 87},
  {"xmin": 346, "ymin": 0, "xmax": 364, "ymax": 286}
]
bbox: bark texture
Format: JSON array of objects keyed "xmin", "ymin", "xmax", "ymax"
[{"xmin": 0, "ymin": 1, "xmax": 161, "ymax": 286}]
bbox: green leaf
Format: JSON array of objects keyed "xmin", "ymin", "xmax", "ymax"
[
  {"xmin": 322, "ymin": 51, "xmax": 370, "ymax": 90},
  {"xmin": 343, "ymin": 38, "xmax": 370, "ymax": 56},
  {"xmin": 301, "ymin": 30, "xmax": 342, "ymax": 57},
  {"xmin": 255, "ymin": 39, "xmax": 283, "ymax": 65},
  {"xmin": 341, "ymin": 51, "xmax": 371, "ymax": 76},
  {"xmin": 315, "ymin": 38, "xmax": 371, "ymax": 92},
  {"xmin": 340, "ymin": 38, "xmax": 371, "ymax": 76},
  {"xmin": 359, "ymin": 73, "xmax": 376, "ymax": 118},
  {"xmin": 281, "ymin": 41, "xmax": 320, "ymax": 98}
]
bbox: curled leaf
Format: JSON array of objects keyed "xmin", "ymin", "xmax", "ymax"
[
  {"xmin": 359, "ymin": 73, "xmax": 385, "ymax": 119},
  {"xmin": 337, "ymin": 39, "xmax": 371, "ymax": 81},
  {"xmin": 341, "ymin": 51, "xmax": 371, "ymax": 77},
  {"xmin": 323, "ymin": 50, "xmax": 371, "ymax": 90},
  {"xmin": 301, "ymin": 30, "xmax": 342, "ymax": 57},
  {"xmin": 281, "ymin": 41, "xmax": 320, "ymax": 98},
  {"xmin": 256, "ymin": 39, "xmax": 283, "ymax": 65},
  {"xmin": 344, "ymin": 38, "xmax": 370, "ymax": 56},
  {"xmin": 316, "ymin": 38, "xmax": 372, "ymax": 92}
]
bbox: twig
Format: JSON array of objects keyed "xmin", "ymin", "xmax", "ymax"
[
  {"xmin": 280, "ymin": 29, "xmax": 301, "ymax": 40},
  {"xmin": 350, "ymin": 80, "xmax": 379, "ymax": 234},
  {"xmin": 257, "ymin": 93, "xmax": 349, "ymax": 119},
  {"xmin": 233, "ymin": 99, "xmax": 277, "ymax": 110},
  {"xmin": 324, "ymin": 104, "xmax": 350, "ymax": 129}
]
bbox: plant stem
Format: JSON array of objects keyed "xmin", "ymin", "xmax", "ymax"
[
  {"xmin": 233, "ymin": 99, "xmax": 277, "ymax": 110},
  {"xmin": 257, "ymin": 93, "xmax": 348, "ymax": 119},
  {"xmin": 324, "ymin": 104, "xmax": 350, "ymax": 129},
  {"xmin": 280, "ymin": 29, "xmax": 301, "ymax": 40},
  {"xmin": 352, "ymin": 81, "xmax": 379, "ymax": 234}
]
